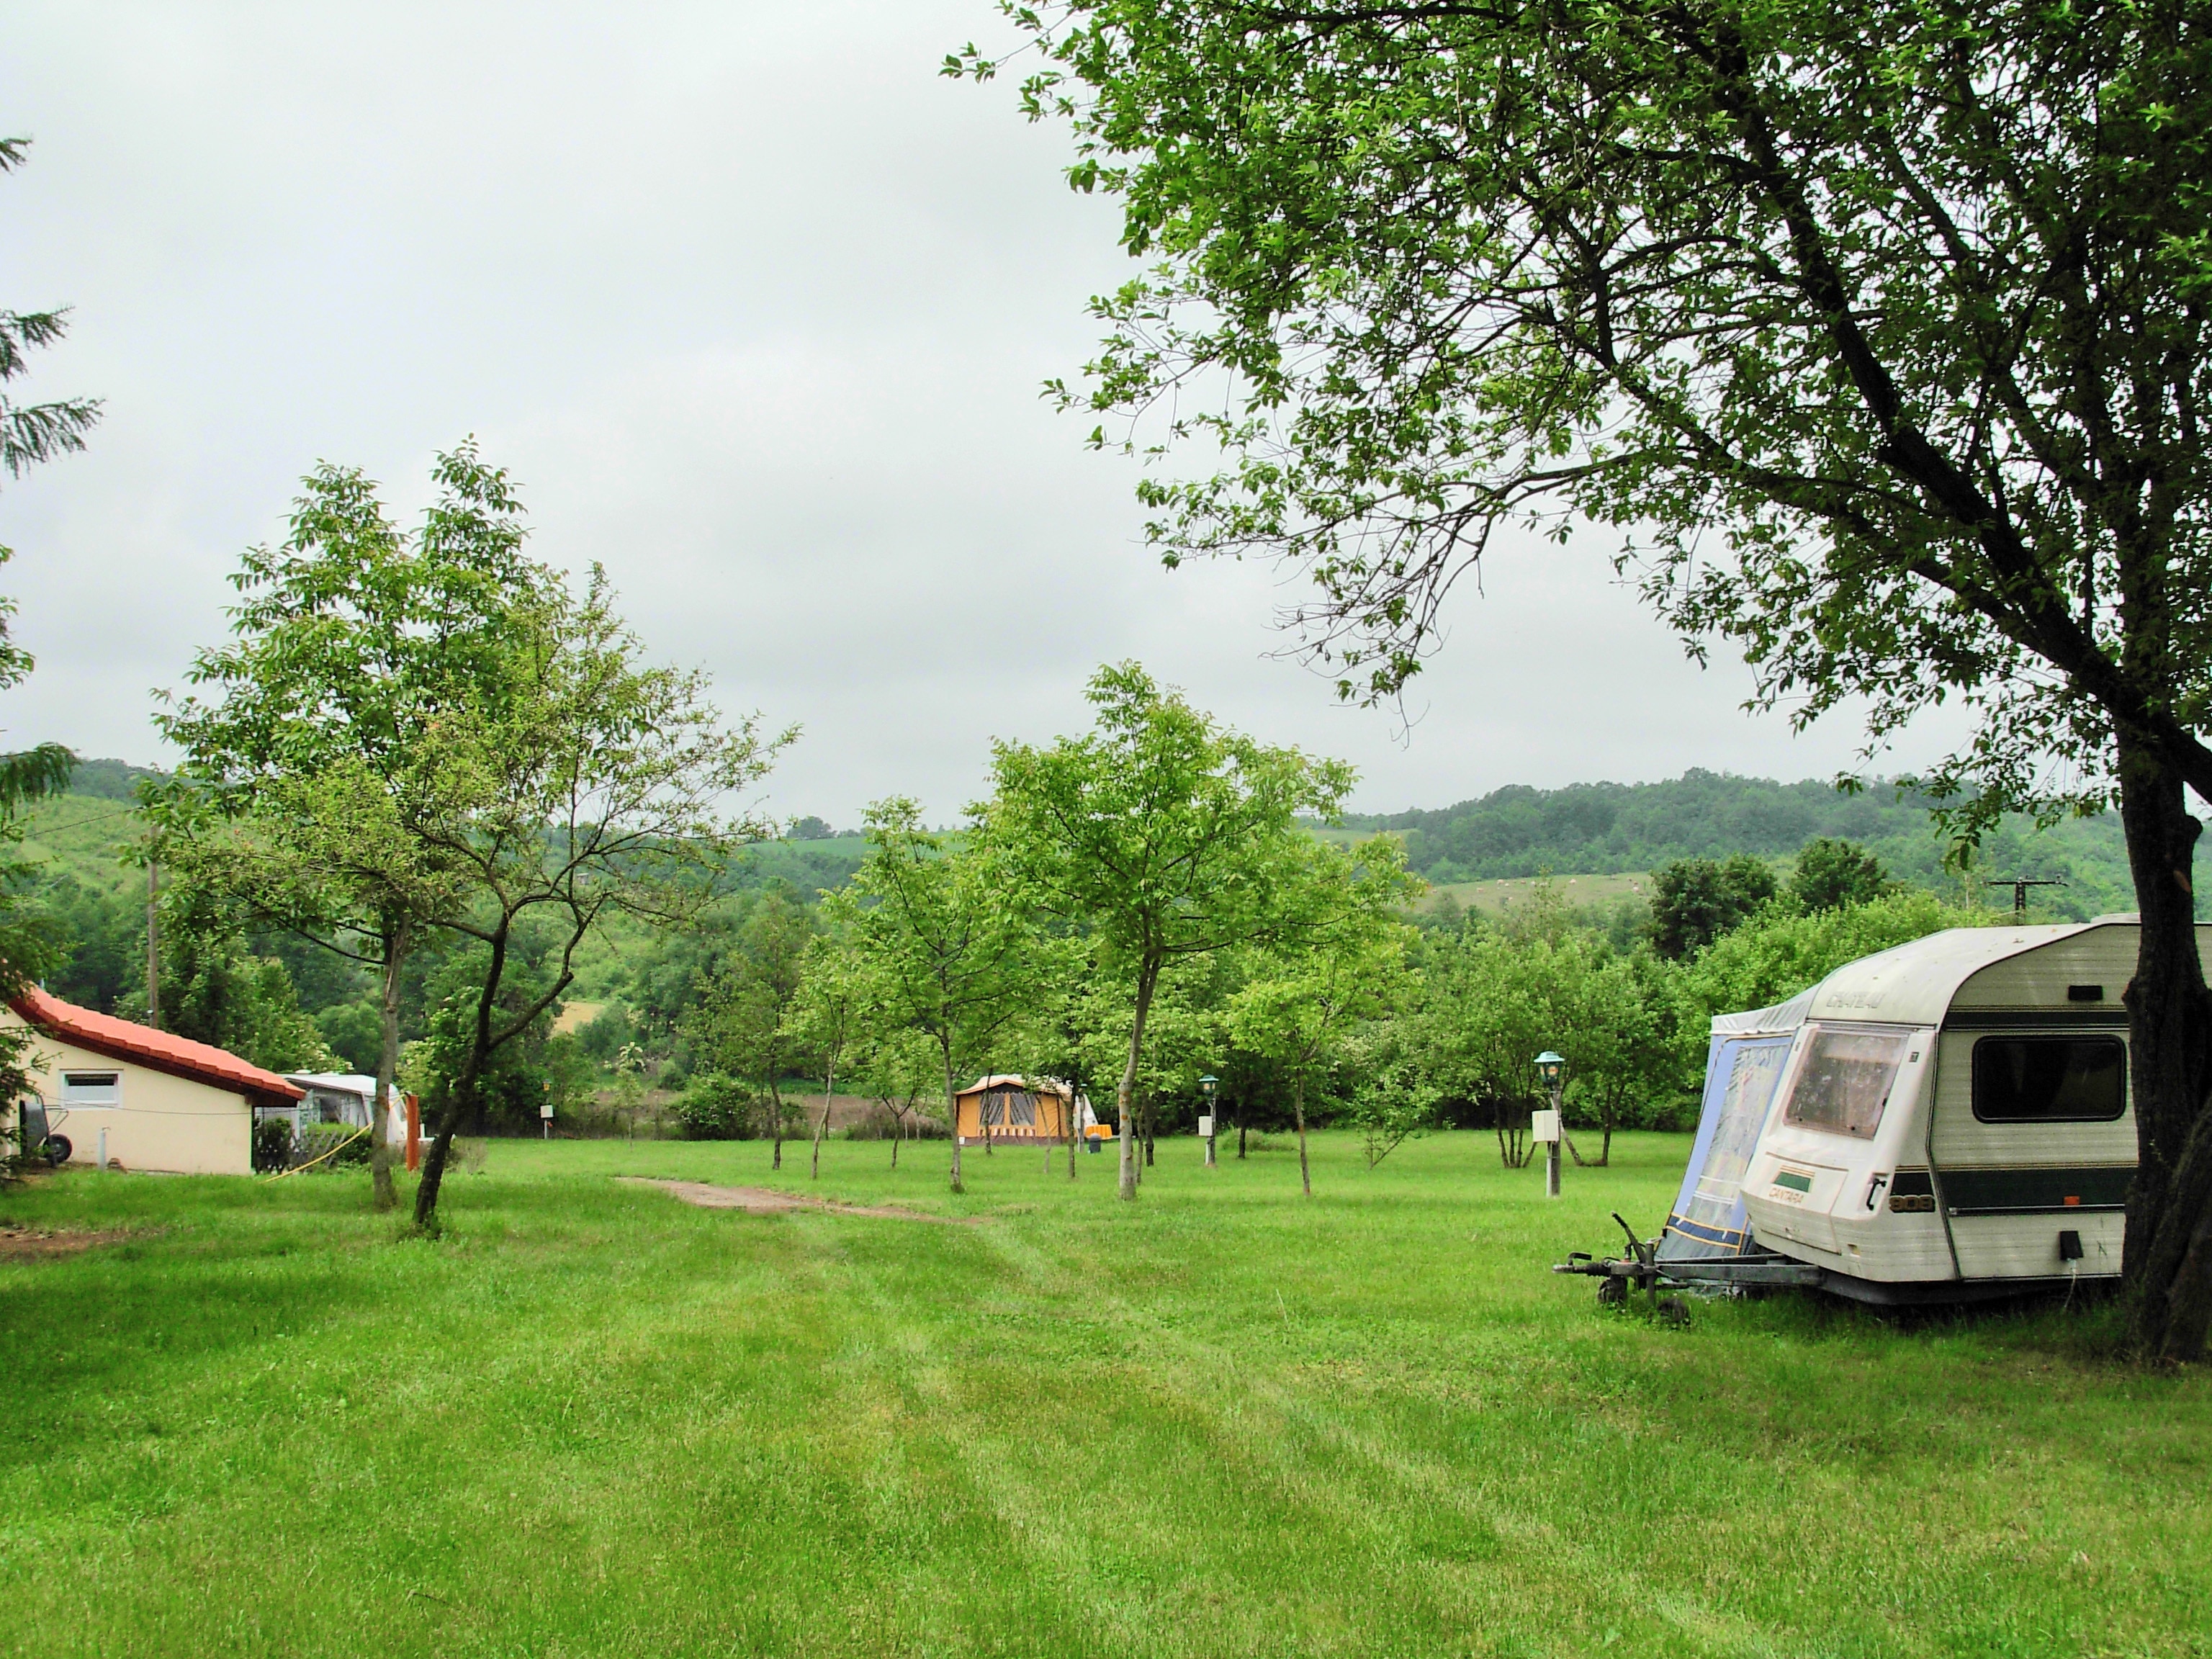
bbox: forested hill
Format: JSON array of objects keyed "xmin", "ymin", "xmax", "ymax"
[
  {"xmin": 22, "ymin": 761, "xmax": 2146, "ymax": 938},
  {"xmin": 64, "ymin": 757, "xmax": 166, "ymax": 800},
  {"xmin": 1337, "ymin": 770, "xmax": 2139, "ymax": 918}
]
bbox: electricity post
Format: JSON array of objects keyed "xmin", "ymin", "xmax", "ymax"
[
  {"xmin": 1534, "ymin": 1051, "xmax": 1566, "ymax": 1199},
  {"xmin": 1200, "ymin": 1074, "xmax": 1218, "ymax": 1168},
  {"xmin": 1985, "ymin": 876, "xmax": 2064, "ymax": 919}
]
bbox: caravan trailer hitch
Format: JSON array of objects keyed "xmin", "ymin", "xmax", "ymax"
[{"xmin": 1552, "ymin": 1213, "xmax": 1668, "ymax": 1307}]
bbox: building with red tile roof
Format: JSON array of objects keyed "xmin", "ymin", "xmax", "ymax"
[{"xmin": 4, "ymin": 986, "xmax": 302, "ymax": 1174}]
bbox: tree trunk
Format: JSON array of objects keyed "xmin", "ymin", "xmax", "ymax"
[
  {"xmin": 369, "ymin": 918, "xmax": 408, "ymax": 1213},
  {"xmin": 1143, "ymin": 1100, "xmax": 1155, "ymax": 1167},
  {"xmin": 1066, "ymin": 1082, "xmax": 1079, "ymax": 1179},
  {"xmin": 1238, "ymin": 1107, "xmax": 1247, "ymax": 1160},
  {"xmin": 770, "ymin": 1074, "xmax": 784, "ymax": 1169},
  {"xmin": 2117, "ymin": 734, "xmax": 2212, "ymax": 1358},
  {"xmin": 414, "ymin": 925, "xmax": 511, "ymax": 1231},
  {"xmin": 1294, "ymin": 1073, "xmax": 1310, "ymax": 1197},
  {"xmin": 1494, "ymin": 1098, "xmax": 1531, "ymax": 1169},
  {"xmin": 942, "ymin": 1040, "xmax": 964, "ymax": 1195},
  {"xmin": 1117, "ymin": 962, "xmax": 1159, "ymax": 1201},
  {"xmin": 811, "ymin": 1051, "xmax": 835, "ymax": 1180}
]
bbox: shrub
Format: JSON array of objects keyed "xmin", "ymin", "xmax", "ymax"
[
  {"xmin": 575, "ymin": 1002, "xmax": 635, "ymax": 1061},
  {"xmin": 295, "ymin": 1123, "xmax": 372, "ymax": 1169},
  {"xmin": 251, "ymin": 1115, "xmax": 294, "ymax": 1173},
  {"xmin": 673, "ymin": 1074, "xmax": 756, "ymax": 1141}
]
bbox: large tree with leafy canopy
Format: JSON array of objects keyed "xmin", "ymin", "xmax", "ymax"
[
  {"xmin": 150, "ymin": 449, "xmax": 542, "ymax": 1208},
  {"xmin": 984, "ymin": 662, "xmax": 1357, "ymax": 1199},
  {"xmin": 958, "ymin": 1, "xmax": 2212, "ymax": 1354}
]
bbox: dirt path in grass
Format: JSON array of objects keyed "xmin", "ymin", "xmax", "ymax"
[
  {"xmin": 618, "ymin": 1178, "xmax": 982, "ymax": 1225},
  {"xmin": 0, "ymin": 1226, "xmax": 142, "ymax": 1260}
]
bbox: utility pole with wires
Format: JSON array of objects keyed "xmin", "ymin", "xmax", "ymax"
[
  {"xmin": 1986, "ymin": 876, "xmax": 2064, "ymax": 920},
  {"xmin": 144, "ymin": 853, "xmax": 161, "ymax": 1029}
]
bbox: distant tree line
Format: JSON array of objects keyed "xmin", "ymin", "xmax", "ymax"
[{"xmin": 1336, "ymin": 774, "xmax": 2149, "ymax": 918}]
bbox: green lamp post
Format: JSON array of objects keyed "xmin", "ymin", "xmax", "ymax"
[{"xmin": 1534, "ymin": 1051, "xmax": 1566, "ymax": 1197}]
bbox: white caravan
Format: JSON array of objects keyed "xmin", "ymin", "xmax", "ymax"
[{"xmin": 1651, "ymin": 916, "xmax": 2211, "ymax": 1304}]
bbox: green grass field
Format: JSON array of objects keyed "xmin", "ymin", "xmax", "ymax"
[{"xmin": 3, "ymin": 1132, "xmax": 2206, "ymax": 1658}]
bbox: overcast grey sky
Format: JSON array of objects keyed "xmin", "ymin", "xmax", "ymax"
[{"xmin": 0, "ymin": 3, "xmax": 1969, "ymax": 825}]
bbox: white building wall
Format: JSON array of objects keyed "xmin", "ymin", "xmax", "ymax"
[{"xmin": 2, "ymin": 1015, "xmax": 254, "ymax": 1176}]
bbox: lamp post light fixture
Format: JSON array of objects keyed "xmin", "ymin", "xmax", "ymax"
[
  {"xmin": 1200, "ymin": 1075, "xmax": 1219, "ymax": 1168},
  {"xmin": 1533, "ymin": 1051, "xmax": 1566, "ymax": 1198}
]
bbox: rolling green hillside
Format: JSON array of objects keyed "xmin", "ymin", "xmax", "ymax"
[{"xmin": 1338, "ymin": 769, "xmax": 2149, "ymax": 920}]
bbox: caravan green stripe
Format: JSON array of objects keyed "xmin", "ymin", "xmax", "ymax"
[{"xmin": 1939, "ymin": 1165, "xmax": 2133, "ymax": 1214}]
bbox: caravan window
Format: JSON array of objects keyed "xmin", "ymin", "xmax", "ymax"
[
  {"xmin": 1781, "ymin": 1028, "xmax": 1909, "ymax": 1140},
  {"xmin": 1973, "ymin": 1036, "xmax": 2126, "ymax": 1123}
]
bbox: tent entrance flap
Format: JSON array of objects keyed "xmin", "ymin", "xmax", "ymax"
[{"xmin": 1660, "ymin": 1034, "xmax": 1794, "ymax": 1260}]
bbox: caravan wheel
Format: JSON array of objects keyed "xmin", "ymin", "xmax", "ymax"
[{"xmin": 1596, "ymin": 1274, "xmax": 1626, "ymax": 1306}]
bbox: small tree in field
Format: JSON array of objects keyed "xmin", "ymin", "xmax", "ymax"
[
  {"xmin": 1346, "ymin": 1034, "xmax": 1437, "ymax": 1171},
  {"xmin": 407, "ymin": 566, "xmax": 786, "ymax": 1230},
  {"xmin": 792, "ymin": 922, "xmax": 870, "ymax": 1179},
  {"xmin": 1411, "ymin": 932, "xmax": 1552, "ymax": 1170},
  {"xmin": 848, "ymin": 799, "xmax": 1033, "ymax": 1195},
  {"xmin": 986, "ymin": 662, "xmax": 1354, "ymax": 1200},
  {"xmin": 1226, "ymin": 840, "xmax": 1418, "ymax": 1195},
  {"xmin": 854, "ymin": 1025, "xmax": 940, "ymax": 1167},
  {"xmin": 689, "ymin": 894, "xmax": 817, "ymax": 1169},
  {"xmin": 1008, "ymin": 935, "xmax": 1112, "ymax": 1179}
]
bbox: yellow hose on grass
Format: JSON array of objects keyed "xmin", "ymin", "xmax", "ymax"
[{"xmin": 263, "ymin": 1124, "xmax": 372, "ymax": 1182}]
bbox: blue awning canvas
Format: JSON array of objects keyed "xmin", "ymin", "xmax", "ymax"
[{"xmin": 1658, "ymin": 990, "xmax": 1812, "ymax": 1262}]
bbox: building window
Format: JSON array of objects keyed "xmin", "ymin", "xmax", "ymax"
[
  {"xmin": 1781, "ymin": 1027, "xmax": 1909, "ymax": 1140},
  {"xmin": 1972, "ymin": 1036, "xmax": 2126, "ymax": 1123},
  {"xmin": 60, "ymin": 1071, "xmax": 122, "ymax": 1107}
]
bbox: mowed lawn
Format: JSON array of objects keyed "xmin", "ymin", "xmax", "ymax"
[{"xmin": 3, "ymin": 1131, "xmax": 2207, "ymax": 1659}]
